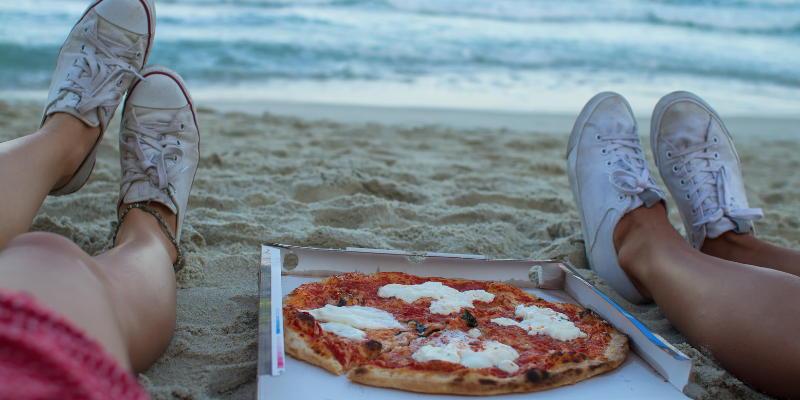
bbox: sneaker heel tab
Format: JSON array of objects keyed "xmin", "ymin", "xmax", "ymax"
[
  {"xmin": 638, "ymin": 190, "xmax": 664, "ymax": 210},
  {"xmin": 730, "ymin": 217, "xmax": 753, "ymax": 234}
]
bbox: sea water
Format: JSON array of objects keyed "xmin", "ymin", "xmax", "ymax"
[{"xmin": 1, "ymin": 0, "xmax": 799, "ymax": 116}]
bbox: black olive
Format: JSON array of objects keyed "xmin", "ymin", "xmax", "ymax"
[
  {"xmin": 401, "ymin": 320, "xmax": 428, "ymax": 336},
  {"xmin": 462, "ymin": 309, "xmax": 478, "ymax": 328}
]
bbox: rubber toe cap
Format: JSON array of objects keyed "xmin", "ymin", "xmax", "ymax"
[{"xmin": 95, "ymin": 0, "xmax": 151, "ymax": 35}]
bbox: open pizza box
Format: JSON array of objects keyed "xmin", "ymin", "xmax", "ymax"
[{"xmin": 257, "ymin": 243, "xmax": 692, "ymax": 399}]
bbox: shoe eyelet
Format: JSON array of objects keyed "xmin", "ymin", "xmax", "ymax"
[
  {"xmin": 135, "ymin": 51, "xmax": 142, "ymax": 60},
  {"xmin": 672, "ymin": 165, "xmax": 679, "ymax": 173},
  {"xmin": 618, "ymin": 195, "xmax": 625, "ymax": 201},
  {"xmin": 691, "ymin": 208, "xmax": 697, "ymax": 215},
  {"xmin": 595, "ymin": 134, "xmax": 601, "ymax": 141},
  {"xmin": 174, "ymin": 155, "xmax": 179, "ymax": 162},
  {"xmin": 666, "ymin": 151, "xmax": 672, "ymax": 158},
  {"xmin": 179, "ymin": 123, "xmax": 185, "ymax": 131},
  {"xmin": 679, "ymin": 179, "xmax": 685, "ymax": 186},
  {"xmin": 606, "ymin": 161, "xmax": 611, "ymax": 166},
  {"xmin": 80, "ymin": 45, "xmax": 86, "ymax": 51},
  {"xmin": 600, "ymin": 148, "xmax": 607, "ymax": 155},
  {"xmin": 713, "ymin": 137, "xmax": 719, "ymax": 144},
  {"xmin": 73, "ymin": 59, "xmax": 78, "ymax": 65},
  {"xmin": 685, "ymin": 193, "xmax": 692, "ymax": 200},
  {"xmin": 176, "ymin": 139, "xmax": 181, "ymax": 145},
  {"xmin": 66, "ymin": 73, "xmax": 70, "ymax": 79},
  {"xmin": 714, "ymin": 152, "xmax": 719, "ymax": 159},
  {"xmin": 116, "ymin": 78, "xmax": 124, "ymax": 86},
  {"xmin": 83, "ymin": 27, "xmax": 88, "ymax": 33}
]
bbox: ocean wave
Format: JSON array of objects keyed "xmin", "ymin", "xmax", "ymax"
[
  {"xmin": 1, "ymin": 0, "xmax": 798, "ymax": 95},
  {"xmin": 91, "ymin": 0, "xmax": 800, "ymax": 35},
  {"xmin": 3, "ymin": 37, "xmax": 797, "ymax": 91},
  {"xmin": 377, "ymin": 0, "xmax": 800, "ymax": 35}
]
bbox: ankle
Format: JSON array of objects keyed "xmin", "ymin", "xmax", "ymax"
[
  {"xmin": 612, "ymin": 203, "xmax": 672, "ymax": 300},
  {"xmin": 114, "ymin": 203, "xmax": 179, "ymax": 264},
  {"xmin": 701, "ymin": 230, "xmax": 756, "ymax": 261},
  {"xmin": 41, "ymin": 113, "xmax": 102, "ymax": 189}
]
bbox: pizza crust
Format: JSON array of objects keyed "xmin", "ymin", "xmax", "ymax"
[
  {"xmin": 284, "ymin": 322, "xmax": 346, "ymax": 375},
  {"xmin": 347, "ymin": 331, "xmax": 629, "ymax": 396}
]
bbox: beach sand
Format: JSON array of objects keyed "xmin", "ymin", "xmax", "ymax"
[{"xmin": 1, "ymin": 99, "xmax": 797, "ymax": 400}]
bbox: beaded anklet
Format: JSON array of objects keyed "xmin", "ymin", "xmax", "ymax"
[{"xmin": 112, "ymin": 203, "xmax": 184, "ymax": 271}]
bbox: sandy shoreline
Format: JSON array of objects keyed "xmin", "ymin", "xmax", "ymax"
[{"xmin": 1, "ymin": 98, "xmax": 797, "ymax": 400}]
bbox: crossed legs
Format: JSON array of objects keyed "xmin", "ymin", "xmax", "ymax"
[
  {"xmin": 615, "ymin": 203, "xmax": 800, "ymax": 399},
  {"xmin": 0, "ymin": 114, "xmax": 178, "ymax": 373}
]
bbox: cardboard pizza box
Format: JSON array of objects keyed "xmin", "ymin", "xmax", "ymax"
[{"xmin": 257, "ymin": 243, "xmax": 691, "ymax": 399}]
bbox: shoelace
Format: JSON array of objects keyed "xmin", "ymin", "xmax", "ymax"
[
  {"xmin": 120, "ymin": 111, "xmax": 189, "ymax": 191},
  {"xmin": 668, "ymin": 137, "xmax": 762, "ymax": 227},
  {"xmin": 593, "ymin": 126, "xmax": 662, "ymax": 198},
  {"xmin": 59, "ymin": 26, "xmax": 145, "ymax": 116}
]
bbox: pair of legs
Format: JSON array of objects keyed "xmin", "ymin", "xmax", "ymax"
[
  {"xmin": 569, "ymin": 91, "xmax": 800, "ymax": 399},
  {"xmin": 616, "ymin": 204, "xmax": 800, "ymax": 399},
  {"xmin": 0, "ymin": 113, "xmax": 178, "ymax": 373}
]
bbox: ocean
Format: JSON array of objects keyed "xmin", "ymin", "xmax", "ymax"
[{"xmin": 1, "ymin": 0, "xmax": 799, "ymax": 116}]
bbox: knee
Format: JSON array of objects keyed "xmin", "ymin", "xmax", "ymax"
[
  {"xmin": 3, "ymin": 232, "xmax": 100, "ymax": 277},
  {"xmin": 6, "ymin": 232, "xmax": 85, "ymax": 257}
]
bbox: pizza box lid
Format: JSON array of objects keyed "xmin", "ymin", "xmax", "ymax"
[{"xmin": 257, "ymin": 243, "xmax": 691, "ymax": 399}]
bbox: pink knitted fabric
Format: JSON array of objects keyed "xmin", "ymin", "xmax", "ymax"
[{"xmin": 0, "ymin": 289, "xmax": 151, "ymax": 400}]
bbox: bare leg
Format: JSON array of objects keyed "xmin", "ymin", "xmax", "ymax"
[
  {"xmin": 0, "ymin": 114, "xmax": 100, "ymax": 250},
  {"xmin": 615, "ymin": 203, "xmax": 800, "ymax": 400},
  {"xmin": 702, "ymin": 231, "xmax": 800, "ymax": 277},
  {"xmin": 0, "ymin": 217, "xmax": 176, "ymax": 373},
  {"xmin": 0, "ymin": 113, "xmax": 178, "ymax": 373}
]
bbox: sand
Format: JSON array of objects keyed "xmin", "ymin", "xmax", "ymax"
[{"xmin": 1, "ymin": 98, "xmax": 798, "ymax": 400}]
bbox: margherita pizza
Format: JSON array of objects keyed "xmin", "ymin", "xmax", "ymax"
[{"xmin": 282, "ymin": 272, "xmax": 627, "ymax": 395}]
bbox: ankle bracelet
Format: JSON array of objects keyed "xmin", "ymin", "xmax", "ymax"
[{"xmin": 112, "ymin": 203, "xmax": 184, "ymax": 271}]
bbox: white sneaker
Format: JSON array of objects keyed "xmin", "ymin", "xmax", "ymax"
[
  {"xmin": 43, "ymin": 0, "xmax": 156, "ymax": 195},
  {"xmin": 567, "ymin": 92, "xmax": 666, "ymax": 304},
  {"xmin": 115, "ymin": 66, "xmax": 200, "ymax": 269},
  {"xmin": 650, "ymin": 91, "xmax": 762, "ymax": 250}
]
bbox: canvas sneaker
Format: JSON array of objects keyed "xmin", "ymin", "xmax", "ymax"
[
  {"xmin": 650, "ymin": 91, "xmax": 762, "ymax": 250},
  {"xmin": 567, "ymin": 92, "xmax": 666, "ymax": 304},
  {"xmin": 43, "ymin": 0, "xmax": 156, "ymax": 195},
  {"xmin": 115, "ymin": 66, "xmax": 200, "ymax": 269}
]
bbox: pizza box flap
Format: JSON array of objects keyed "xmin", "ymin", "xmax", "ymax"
[{"xmin": 258, "ymin": 243, "xmax": 691, "ymax": 399}]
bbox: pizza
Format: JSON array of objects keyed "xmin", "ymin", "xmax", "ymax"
[{"xmin": 282, "ymin": 272, "xmax": 628, "ymax": 395}]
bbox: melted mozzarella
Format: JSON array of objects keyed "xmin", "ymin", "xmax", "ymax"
[
  {"xmin": 319, "ymin": 322, "xmax": 366, "ymax": 340},
  {"xmin": 378, "ymin": 281, "xmax": 494, "ymax": 315},
  {"xmin": 491, "ymin": 304, "xmax": 586, "ymax": 341},
  {"xmin": 305, "ymin": 305, "xmax": 403, "ymax": 340},
  {"xmin": 412, "ymin": 331, "xmax": 519, "ymax": 373}
]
